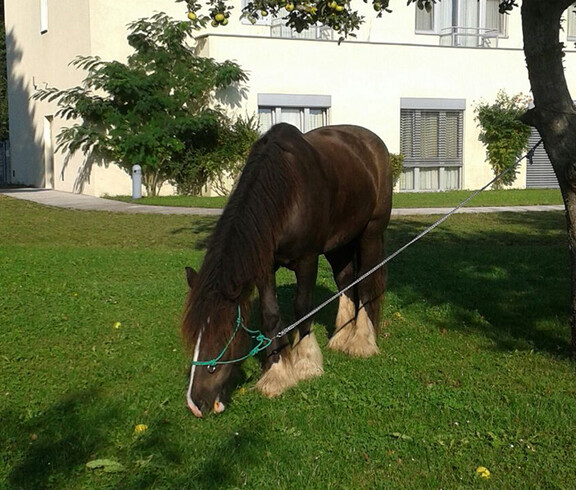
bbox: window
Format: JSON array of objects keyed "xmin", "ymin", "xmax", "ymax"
[
  {"xmin": 240, "ymin": 0, "xmax": 332, "ymax": 39},
  {"xmin": 40, "ymin": 0, "xmax": 49, "ymax": 34},
  {"xmin": 258, "ymin": 94, "xmax": 331, "ymax": 133},
  {"xmin": 399, "ymin": 98, "xmax": 464, "ymax": 192},
  {"xmin": 270, "ymin": 18, "xmax": 333, "ymax": 40},
  {"xmin": 416, "ymin": 0, "xmax": 506, "ymax": 47},
  {"xmin": 567, "ymin": 3, "xmax": 576, "ymax": 40}
]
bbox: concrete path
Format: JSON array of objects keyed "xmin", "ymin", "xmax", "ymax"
[
  {"xmin": 0, "ymin": 188, "xmax": 223, "ymax": 215},
  {"xmin": 0, "ymin": 187, "xmax": 565, "ymax": 216}
]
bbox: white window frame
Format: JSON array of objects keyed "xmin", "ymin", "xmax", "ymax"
[
  {"xmin": 415, "ymin": 2, "xmax": 441, "ymax": 34},
  {"xmin": 40, "ymin": 0, "xmax": 49, "ymax": 34},
  {"xmin": 415, "ymin": 0, "xmax": 507, "ymax": 43},
  {"xmin": 258, "ymin": 94, "xmax": 331, "ymax": 133},
  {"xmin": 567, "ymin": 3, "xmax": 576, "ymax": 41},
  {"xmin": 399, "ymin": 98, "xmax": 465, "ymax": 193}
]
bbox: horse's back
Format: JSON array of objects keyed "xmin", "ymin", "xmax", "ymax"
[
  {"xmin": 263, "ymin": 123, "xmax": 393, "ymax": 256},
  {"xmin": 304, "ymin": 124, "xmax": 393, "ymax": 222}
]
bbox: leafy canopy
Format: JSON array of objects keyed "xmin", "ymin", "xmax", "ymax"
[
  {"xmin": 34, "ymin": 13, "xmax": 250, "ymax": 196},
  {"xmin": 177, "ymin": 0, "xmax": 518, "ymax": 40}
]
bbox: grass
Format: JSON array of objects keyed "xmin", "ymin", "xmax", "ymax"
[
  {"xmin": 1, "ymin": 194, "xmax": 575, "ymax": 488},
  {"xmin": 106, "ymin": 188, "xmax": 563, "ymax": 210},
  {"xmin": 108, "ymin": 194, "xmax": 229, "ymax": 209},
  {"xmin": 393, "ymin": 188, "xmax": 562, "ymax": 208}
]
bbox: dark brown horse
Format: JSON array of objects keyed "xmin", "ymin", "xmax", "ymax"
[{"xmin": 183, "ymin": 123, "xmax": 392, "ymax": 417}]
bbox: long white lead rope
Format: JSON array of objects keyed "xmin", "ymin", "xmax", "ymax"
[{"xmin": 275, "ymin": 141, "xmax": 544, "ymax": 340}]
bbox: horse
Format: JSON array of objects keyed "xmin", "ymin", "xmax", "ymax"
[{"xmin": 182, "ymin": 123, "xmax": 393, "ymax": 417}]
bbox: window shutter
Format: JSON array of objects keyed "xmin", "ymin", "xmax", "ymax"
[
  {"xmin": 258, "ymin": 108, "xmax": 274, "ymax": 133},
  {"xmin": 400, "ymin": 110, "xmax": 415, "ymax": 158},
  {"xmin": 419, "ymin": 112, "xmax": 439, "ymax": 159},
  {"xmin": 444, "ymin": 111, "xmax": 462, "ymax": 159}
]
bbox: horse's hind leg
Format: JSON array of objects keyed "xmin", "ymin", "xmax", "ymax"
[
  {"xmin": 327, "ymin": 228, "xmax": 384, "ymax": 357},
  {"xmin": 326, "ymin": 245, "xmax": 359, "ymax": 353},
  {"xmin": 290, "ymin": 256, "xmax": 323, "ymax": 381}
]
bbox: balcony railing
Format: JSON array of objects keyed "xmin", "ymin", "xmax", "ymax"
[
  {"xmin": 439, "ymin": 26, "xmax": 500, "ymax": 48},
  {"xmin": 270, "ymin": 19, "xmax": 333, "ymax": 40}
]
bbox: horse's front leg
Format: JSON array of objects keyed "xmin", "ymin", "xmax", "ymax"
[
  {"xmin": 291, "ymin": 255, "xmax": 324, "ymax": 381},
  {"xmin": 255, "ymin": 269, "xmax": 297, "ymax": 398}
]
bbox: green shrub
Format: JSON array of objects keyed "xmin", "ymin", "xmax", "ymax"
[
  {"xmin": 390, "ymin": 152, "xmax": 404, "ymax": 185},
  {"xmin": 171, "ymin": 115, "xmax": 259, "ymax": 196},
  {"xmin": 475, "ymin": 91, "xmax": 532, "ymax": 189}
]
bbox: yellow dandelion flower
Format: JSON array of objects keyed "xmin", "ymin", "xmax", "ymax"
[
  {"xmin": 134, "ymin": 424, "xmax": 148, "ymax": 434},
  {"xmin": 476, "ymin": 466, "xmax": 491, "ymax": 478},
  {"xmin": 113, "ymin": 321, "xmax": 122, "ymax": 329}
]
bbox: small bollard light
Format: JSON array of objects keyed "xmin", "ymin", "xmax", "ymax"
[{"xmin": 132, "ymin": 165, "xmax": 142, "ymax": 200}]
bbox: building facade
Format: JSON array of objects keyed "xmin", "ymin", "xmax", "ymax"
[{"xmin": 6, "ymin": 0, "xmax": 576, "ymax": 196}]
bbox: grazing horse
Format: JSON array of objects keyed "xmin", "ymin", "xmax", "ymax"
[{"xmin": 183, "ymin": 123, "xmax": 392, "ymax": 417}]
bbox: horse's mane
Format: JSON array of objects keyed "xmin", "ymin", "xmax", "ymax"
[{"xmin": 182, "ymin": 124, "xmax": 308, "ymax": 350}]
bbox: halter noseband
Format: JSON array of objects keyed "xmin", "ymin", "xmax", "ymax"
[{"xmin": 190, "ymin": 306, "xmax": 272, "ymax": 367}]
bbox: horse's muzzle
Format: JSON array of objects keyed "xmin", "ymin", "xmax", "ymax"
[
  {"xmin": 186, "ymin": 396, "xmax": 226, "ymax": 417},
  {"xmin": 187, "ymin": 397, "xmax": 203, "ymax": 418}
]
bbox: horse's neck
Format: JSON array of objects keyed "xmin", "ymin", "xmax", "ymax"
[{"xmin": 211, "ymin": 211, "xmax": 277, "ymax": 296}]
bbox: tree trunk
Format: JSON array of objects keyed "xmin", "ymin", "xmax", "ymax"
[
  {"xmin": 521, "ymin": 0, "xmax": 576, "ymax": 355},
  {"xmin": 143, "ymin": 170, "xmax": 164, "ymax": 197}
]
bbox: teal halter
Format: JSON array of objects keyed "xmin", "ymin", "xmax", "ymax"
[{"xmin": 191, "ymin": 306, "xmax": 272, "ymax": 367}]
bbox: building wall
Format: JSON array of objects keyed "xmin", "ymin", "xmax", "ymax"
[
  {"xmin": 199, "ymin": 33, "xmax": 554, "ymax": 190},
  {"xmin": 5, "ymin": 0, "xmax": 184, "ymax": 195},
  {"xmin": 6, "ymin": 0, "xmax": 92, "ymax": 190},
  {"xmin": 5, "ymin": 0, "xmax": 576, "ymax": 196}
]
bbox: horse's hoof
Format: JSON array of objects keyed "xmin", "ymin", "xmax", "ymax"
[
  {"xmin": 292, "ymin": 358, "xmax": 324, "ymax": 380},
  {"xmin": 342, "ymin": 342, "xmax": 380, "ymax": 358},
  {"xmin": 327, "ymin": 327, "xmax": 354, "ymax": 353},
  {"xmin": 291, "ymin": 332, "xmax": 324, "ymax": 380},
  {"xmin": 256, "ymin": 356, "xmax": 297, "ymax": 397}
]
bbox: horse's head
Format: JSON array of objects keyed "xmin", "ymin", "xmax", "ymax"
[{"xmin": 183, "ymin": 267, "xmax": 251, "ymax": 418}]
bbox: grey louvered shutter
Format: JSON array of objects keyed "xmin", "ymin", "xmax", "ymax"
[{"xmin": 526, "ymin": 130, "xmax": 559, "ymax": 189}]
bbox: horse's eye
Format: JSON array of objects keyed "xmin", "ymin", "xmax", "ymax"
[{"xmin": 207, "ymin": 365, "xmax": 216, "ymax": 374}]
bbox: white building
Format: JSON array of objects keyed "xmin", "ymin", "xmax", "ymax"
[{"xmin": 5, "ymin": 0, "xmax": 575, "ymax": 196}]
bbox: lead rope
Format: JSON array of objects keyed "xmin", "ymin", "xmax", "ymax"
[
  {"xmin": 193, "ymin": 140, "xmax": 544, "ymax": 366},
  {"xmin": 275, "ymin": 140, "xmax": 544, "ymax": 340}
]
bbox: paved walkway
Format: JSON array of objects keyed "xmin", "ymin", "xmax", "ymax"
[
  {"xmin": 0, "ymin": 187, "xmax": 565, "ymax": 216},
  {"xmin": 0, "ymin": 188, "xmax": 222, "ymax": 215}
]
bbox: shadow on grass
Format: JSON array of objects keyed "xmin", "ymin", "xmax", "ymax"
[
  {"xmin": 248, "ymin": 282, "xmax": 338, "ymax": 339},
  {"xmin": 386, "ymin": 211, "xmax": 571, "ymax": 358},
  {"xmin": 1, "ymin": 389, "xmax": 119, "ymax": 488},
  {"xmin": 170, "ymin": 216, "xmax": 218, "ymax": 251},
  {"xmin": 185, "ymin": 427, "xmax": 261, "ymax": 487},
  {"xmin": 174, "ymin": 208, "xmax": 571, "ymax": 361},
  {"xmin": 124, "ymin": 422, "xmax": 265, "ymax": 488},
  {"xmin": 196, "ymin": 209, "xmax": 570, "ymax": 361}
]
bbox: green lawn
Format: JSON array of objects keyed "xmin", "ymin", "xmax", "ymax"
[
  {"xmin": 1, "ymin": 194, "xmax": 575, "ymax": 488},
  {"xmin": 107, "ymin": 188, "xmax": 563, "ymax": 210}
]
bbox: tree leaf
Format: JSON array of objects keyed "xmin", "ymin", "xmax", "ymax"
[
  {"xmin": 86, "ymin": 459, "xmax": 126, "ymax": 473},
  {"xmin": 390, "ymin": 432, "xmax": 413, "ymax": 441}
]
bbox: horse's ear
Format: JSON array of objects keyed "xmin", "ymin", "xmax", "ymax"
[{"xmin": 185, "ymin": 267, "xmax": 197, "ymax": 289}]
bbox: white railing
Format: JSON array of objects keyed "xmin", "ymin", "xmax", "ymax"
[
  {"xmin": 270, "ymin": 19, "xmax": 333, "ymax": 40},
  {"xmin": 439, "ymin": 26, "xmax": 500, "ymax": 48}
]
